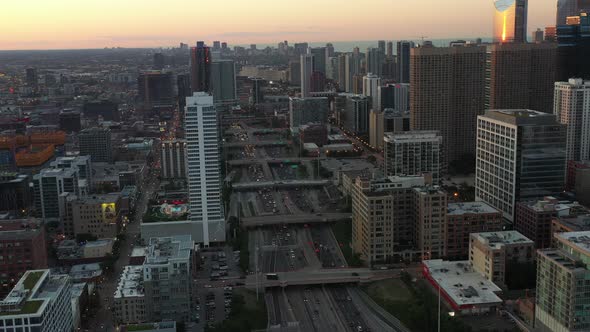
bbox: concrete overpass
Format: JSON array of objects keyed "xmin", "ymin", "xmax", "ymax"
[
  {"xmin": 232, "ymin": 180, "xmax": 331, "ymax": 191},
  {"xmin": 241, "ymin": 213, "xmax": 351, "ymax": 228},
  {"xmin": 245, "ymin": 268, "xmax": 401, "ymax": 288},
  {"xmin": 224, "ymin": 141, "xmax": 289, "ymax": 148},
  {"xmin": 228, "ymin": 157, "xmax": 323, "ymax": 166}
]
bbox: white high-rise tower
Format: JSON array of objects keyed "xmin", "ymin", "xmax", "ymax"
[
  {"xmin": 362, "ymin": 73, "xmax": 381, "ymax": 111},
  {"xmin": 185, "ymin": 92, "xmax": 225, "ymax": 245},
  {"xmin": 554, "ymin": 79, "xmax": 590, "ymax": 162}
]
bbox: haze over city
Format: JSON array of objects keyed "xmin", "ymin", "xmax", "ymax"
[{"xmin": 1, "ymin": 0, "xmax": 555, "ymax": 50}]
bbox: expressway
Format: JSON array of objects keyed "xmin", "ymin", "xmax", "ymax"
[
  {"xmin": 241, "ymin": 213, "xmax": 352, "ymax": 228},
  {"xmin": 232, "ymin": 179, "xmax": 331, "ymax": 191},
  {"xmin": 224, "ymin": 140, "xmax": 289, "ymax": 148},
  {"xmin": 245, "ymin": 268, "xmax": 402, "ymax": 288},
  {"xmin": 228, "ymin": 157, "xmax": 324, "ymax": 166}
]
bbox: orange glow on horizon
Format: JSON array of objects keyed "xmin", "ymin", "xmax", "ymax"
[{"xmin": 502, "ymin": 12, "xmax": 507, "ymax": 42}]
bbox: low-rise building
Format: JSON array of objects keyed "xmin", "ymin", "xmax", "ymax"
[
  {"xmin": 422, "ymin": 259, "xmax": 503, "ymax": 315},
  {"xmin": 0, "ymin": 270, "xmax": 74, "ymax": 331},
  {"xmin": 0, "ymin": 219, "xmax": 48, "ymax": 296},
  {"xmin": 69, "ymin": 263, "xmax": 103, "ymax": 283},
  {"xmin": 446, "ymin": 202, "xmax": 503, "ymax": 259},
  {"xmin": 469, "ymin": 231, "xmax": 535, "ymax": 287},
  {"xmin": 114, "ymin": 265, "xmax": 146, "ymax": 324},
  {"xmin": 515, "ymin": 197, "xmax": 582, "ymax": 248},
  {"xmin": 63, "ymin": 194, "xmax": 122, "ymax": 239}
]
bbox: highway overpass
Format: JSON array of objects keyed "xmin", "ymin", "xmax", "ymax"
[
  {"xmin": 241, "ymin": 213, "xmax": 351, "ymax": 228},
  {"xmin": 224, "ymin": 140, "xmax": 289, "ymax": 148},
  {"xmin": 228, "ymin": 157, "xmax": 323, "ymax": 166},
  {"xmin": 232, "ymin": 180, "xmax": 331, "ymax": 191},
  {"xmin": 245, "ymin": 268, "xmax": 401, "ymax": 288}
]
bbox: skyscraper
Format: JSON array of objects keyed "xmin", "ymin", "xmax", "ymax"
[
  {"xmin": 337, "ymin": 94, "xmax": 370, "ymax": 136},
  {"xmin": 384, "ymin": 131, "xmax": 442, "ymax": 183},
  {"xmin": 344, "ymin": 54, "xmax": 362, "ymax": 93},
  {"xmin": 300, "ymin": 54, "xmax": 314, "ymax": 97},
  {"xmin": 556, "ymin": 0, "xmax": 590, "ymax": 25},
  {"xmin": 475, "ymin": 110, "xmax": 567, "ymax": 222},
  {"xmin": 185, "ymin": 92, "xmax": 225, "ymax": 245},
  {"xmin": 210, "ymin": 60, "xmax": 237, "ymax": 105},
  {"xmin": 411, "ymin": 45, "xmax": 487, "ymax": 163},
  {"xmin": 397, "ymin": 41, "xmax": 414, "ymax": 83},
  {"xmin": 325, "ymin": 43, "xmax": 335, "ymax": 58},
  {"xmin": 153, "ymin": 53, "xmax": 165, "ymax": 70},
  {"xmin": 379, "ymin": 83, "xmax": 410, "ymax": 112},
  {"xmin": 289, "ymin": 97, "xmax": 329, "ymax": 133},
  {"xmin": 362, "ymin": 73, "xmax": 381, "ymax": 110},
  {"xmin": 487, "ymin": 43, "xmax": 557, "ymax": 114},
  {"xmin": 378, "ymin": 40, "xmax": 386, "ymax": 54},
  {"xmin": 33, "ymin": 168, "xmax": 79, "ymax": 220},
  {"xmin": 557, "ymin": 12, "xmax": 590, "ymax": 80},
  {"xmin": 366, "ymin": 47, "xmax": 384, "ymax": 76},
  {"xmin": 493, "ymin": 0, "xmax": 528, "ymax": 43},
  {"xmin": 190, "ymin": 41, "xmax": 211, "ymax": 93},
  {"xmin": 532, "ymin": 28, "xmax": 544, "ymax": 42},
  {"xmin": 554, "ymin": 79, "xmax": 590, "ymax": 162},
  {"xmin": 137, "ymin": 71, "xmax": 175, "ymax": 107},
  {"xmin": 386, "ymin": 41, "xmax": 394, "ymax": 58},
  {"xmin": 310, "ymin": 47, "xmax": 326, "ymax": 74}
]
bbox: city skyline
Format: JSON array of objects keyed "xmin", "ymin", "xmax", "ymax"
[{"xmin": 1, "ymin": 0, "xmax": 555, "ymax": 50}]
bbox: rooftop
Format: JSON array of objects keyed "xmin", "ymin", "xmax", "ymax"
[
  {"xmin": 472, "ymin": 231, "xmax": 534, "ymax": 249},
  {"xmin": 423, "ymin": 260, "xmax": 503, "ymax": 307},
  {"xmin": 521, "ymin": 197, "xmax": 582, "ymax": 214},
  {"xmin": 482, "ymin": 109, "xmax": 560, "ymax": 126},
  {"xmin": 554, "ymin": 214, "xmax": 590, "ymax": 232},
  {"xmin": 0, "ymin": 219, "xmax": 44, "ymax": 241},
  {"xmin": 114, "ymin": 265, "xmax": 144, "ymax": 299},
  {"xmin": 448, "ymin": 202, "xmax": 500, "ymax": 216},
  {"xmin": 384, "ymin": 131, "xmax": 442, "ymax": 143},
  {"xmin": 555, "ymin": 231, "xmax": 590, "ymax": 254},
  {"xmin": 121, "ymin": 321, "xmax": 176, "ymax": 332},
  {"xmin": 145, "ymin": 235, "xmax": 193, "ymax": 265}
]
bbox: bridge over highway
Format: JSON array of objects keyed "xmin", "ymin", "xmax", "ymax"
[
  {"xmin": 232, "ymin": 180, "xmax": 331, "ymax": 191},
  {"xmin": 245, "ymin": 268, "xmax": 402, "ymax": 288},
  {"xmin": 224, "ymin": 140, "xmax": 289, "ymax": 148},
  {"xmin": 228, "ymin": 157, "xmax": 323, "ymax": 166},
  {"xmin": 241, "ymin": 213, "xmax": 351, "ymax": 228}
]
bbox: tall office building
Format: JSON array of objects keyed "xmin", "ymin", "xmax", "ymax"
[
  {"xmin": 351, "ymin": 176, "xmax": 426, "ymax": 264},
  {"xmin": 79, "ymin": 127, "xmax": 113, "ymax": 162},
  {"xmin": 554, "ymin": 79, "xmax": 590, "ymax": 162},
  {"xmin": 300, "ymin": 54, "xmax": 314, "ymax": 97},
  {"xmin": 326, "ymin": 56, "xmax": 339, "ymax": 81},
  {"xmin": 325, "ymin": 43, "xmax": 335, "ymax": 58},
  {"xmin": 556, "ymin": 0, "xmax": 590, "ymax": 25},
  {"xmin": 50, "ymin": 155, "xmax": 92, "ymax": 189},
  {"xmin": 137, "ymin": 71, "xmax": 175, "ymax": 107},
  {"xmin": 379, "ymin": 83, "xmax": 409, "ymax": 112},
  {"xmin": 487, "ymin": 43, "xmax": 557, "ymax": 114},
  {"xmin": 344, "ymin": 54, "xmax": 362, "ymax": 92},
  {"xmin": 414, "ymin": 187, "xmax": 448, "ymax": 260},
  {"xmin": 190, "ymin": 41, "xmax": 211, "ymax": 93},
  {"xmin": 337, "ymin": 54, "xmax": 347, "ymax": 89},
  {"xmin": 557, "ymin": 12, "xmax": 590, "ymax": 80},
  {"xmin": 475, "ymin": 110, "xmax": 567, "ymax": 222},
  {"xmin": 310, "ymin": 47, "xmax": 326, "ymax": 74},
  {"xmin": 536, "ymin": 231, "xmax": 590, "ymax": 332},
  {"xmin": 177, "ymin": 73, "xmax": 191, "ymax": 112},
  {"xmin": 33, "ymin": 168, "xmax": 79, "ymax": 221},
  {"xmin": 288, "ymin": 60, "xmax": 301, "ymax": 86},
  {"xmin": 0, "ymin": 270, "xmax": 73, "ymax": 331},
  {"xmin": 161, "ymin": 140, "xmax": 187, "ymax": 179},
  {"xmin": 153, "ymin": 53, "xmax": 165, "ymax": 70},
  {"xmin": 362, "ymin": 73, "xmax": 381, "ymax": 110},
  {"xmin": 210, "ymin": 60, "xmax": 237, "ymax": 105},
  {"xmin": 386, "ymin": 41, "xmax": 394, "ymax": 58},
  {"xmin": 25, "ymin": 67, "xmax": 37, "ymax": 88},
  {"xmin": 337, "ymin": 94, "xmax": 370, "ymax": 136},
  {"xmin": 289, "ymin": 97, "xmax": 329, "ymax": 133},
  {"xmin": 411, "ymin": 45, "xmax": 487, "ymax": 163},
  {"xmin": 185, "ymin": 93, "xmax": 225, "ymax": 245},
  {"xmin": 383, "ymin": 131, "xmax": 442, "ymax": 183},
  {"xmin": 397, "ymin": 41, "xmax": 414, "ymax": 83},
  {"xmin": 0, "ymin": 173, "xmax": 31, "ymax": 214},
  {"xmin": 366, "ymin": 48, "xmax": 384, "ymax": 76},
  {"xmin": 493, "ymin": 0, "xmax": 528, "ymax": 43},
  {"xmin": 369, "ymin": 110, "xmax": 384, "ymax": 149},
  {"xmin": 532, "ymin": 28, "xmax": 545, "ymax": 43}
]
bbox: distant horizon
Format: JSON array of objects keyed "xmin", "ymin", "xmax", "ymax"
[
  {"xmin": 1, "ymin": 0, "xmax": 554, "ymax": 50},
  {"xmin": 0, "ymin": 37, "xmax": 496, "ymax": 53}
]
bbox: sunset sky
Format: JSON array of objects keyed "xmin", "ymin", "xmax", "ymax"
[{"xmin": 0, "ymin": 0, "xmax": 556, "ymax": 50}]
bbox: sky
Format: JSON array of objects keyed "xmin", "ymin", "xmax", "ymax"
[{"xmin": 0, "ymin": 0, "xmax": 556, "ymax": 50}]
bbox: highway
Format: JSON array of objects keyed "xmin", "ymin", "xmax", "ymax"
[
  {"xmin": 224, "ymin": 140, "xmax": 288, "ymax": 148},
  {"xmin": 241, "ymin": 213, "xmax": 351, "ymax": 228},
  {"xmin": 228, "ymin": 157, "xmax": 324, "ymax": 166},
  {"xmin": 232, "ymin": 179, "xmax": 332, "ymax": 191}
]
